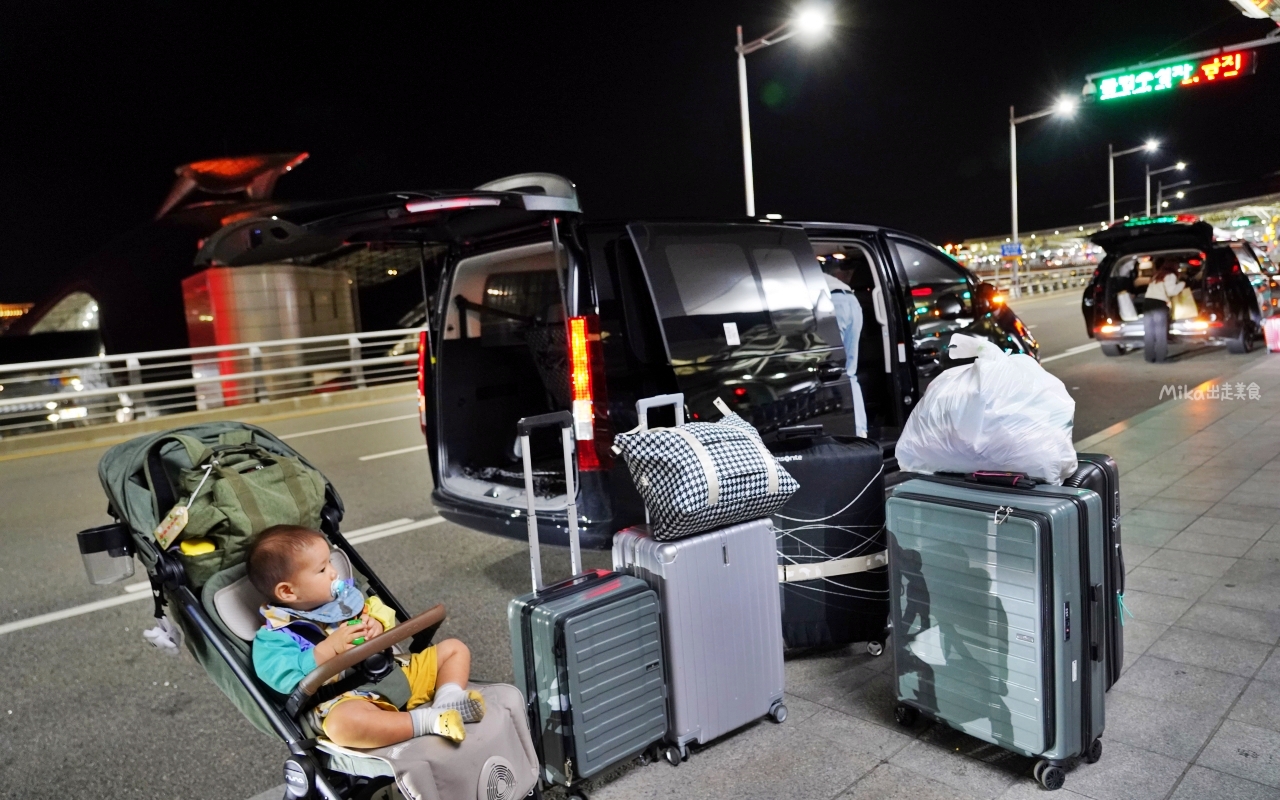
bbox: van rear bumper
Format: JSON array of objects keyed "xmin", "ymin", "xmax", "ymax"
[{"xmin": 431, "ymin": 488, "xmax": 616, "ymax": 550}]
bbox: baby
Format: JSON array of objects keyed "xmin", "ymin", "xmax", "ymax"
[{"xmin": 247, "ymin": 524, "xmax": 484, "ymax": 748}]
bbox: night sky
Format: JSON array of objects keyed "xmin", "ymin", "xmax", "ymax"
[{"xmin": 2, "ymin": 1, "xmax": 1278, "ymax": 304}]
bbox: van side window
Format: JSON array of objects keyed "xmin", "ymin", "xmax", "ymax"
[
  {"xmin": 1232, "ymin": 244, "xmax": 1262, "ymax": 275},
  {"xmin": 892, "ymin": 239, "xmax": 972, "ymax": 330}
]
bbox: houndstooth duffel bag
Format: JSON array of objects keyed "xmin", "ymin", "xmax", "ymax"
[{"xmin": 612, "ymin": 397, "xmax": 799, "ymax": 540}]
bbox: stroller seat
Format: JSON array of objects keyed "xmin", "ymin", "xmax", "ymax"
[{"xmin": 83, "ymin": 421, "xmax": 540, "ymax": 800}]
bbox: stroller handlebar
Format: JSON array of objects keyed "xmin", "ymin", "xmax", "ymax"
[{"xmin": 294, "ymin": 604, "xmax": 447, "ymax": 699}]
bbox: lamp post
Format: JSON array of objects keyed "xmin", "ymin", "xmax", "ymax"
[
  {"xmin": 1146, "ymin": 161, "xmax": 1186, "ymax": 216},
  {"xmin": 736, "ymin": 6, "xmax": 830, "ymax": 218},
  {"xmin": 1157, "ymin": 179, "xmax": 1191, "ymax": 211},
  {"xmin": 1009, "ymin": 97, "xmax": 1077, "ymax": 295},
  {"xmin": 1108, "ymin": 139, "xmax": 1159, "ymax": 224}
]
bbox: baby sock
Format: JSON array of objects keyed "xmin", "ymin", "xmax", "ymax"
[
  {"xmin": 433, "ymin": 682, "xmax": 486, "ymax": 723},
  {"xmin": 408, "ymin": 705, "xmax": 465, "ymax": 743}
]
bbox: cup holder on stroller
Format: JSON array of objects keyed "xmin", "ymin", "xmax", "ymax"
[{"xmin": 77, "ymin": 522, "xmax": 136, "ymax": 585}]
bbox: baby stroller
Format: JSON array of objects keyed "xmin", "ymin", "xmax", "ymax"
[{"xmin": 77, "ymin": 421, "xmax": 539, "ymax": 800}]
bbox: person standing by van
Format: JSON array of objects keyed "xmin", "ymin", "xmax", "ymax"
[
  {"xmin": 823, "ymin": 268, "xmax": 868, "ymax": 437},
  {"xmin": 1143, "ymin": 258, "xmax": 1184, "ymax": 363}
]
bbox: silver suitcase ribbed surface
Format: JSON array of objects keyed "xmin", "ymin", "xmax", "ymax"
[{"xmin": 613, "ymin": 518, "xmax": 786, "ymax": 755}]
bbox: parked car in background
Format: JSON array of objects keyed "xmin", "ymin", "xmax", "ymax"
[{"xmin": 1082, "ymin": 216, "xmax": 1276, "ymax": 355}]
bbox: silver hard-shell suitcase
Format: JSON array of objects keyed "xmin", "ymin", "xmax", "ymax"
[
  {"xmin": 886, "ymin": 474, "xmax": 1107, "ymax": 792},
  {"xmin": 507, "ymin": 412, "xmax": 668, "ymax": 792},
  {"xmin": 613, "ymin": 520, "xmax": 787, "ymax": 761}
]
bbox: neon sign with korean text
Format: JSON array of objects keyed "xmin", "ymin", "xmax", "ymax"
[{"xmin": 1097, "ymin": 51, "xmax": 1255, "ymax": 101}]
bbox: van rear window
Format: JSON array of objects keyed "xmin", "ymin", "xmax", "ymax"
[
  {"xmin": 628, "ymin": 224, "xmax": 833, "ymax": 365},
  {"xmin": 480, "ymin": 270, "xmax": 562, "ymax": 346}
]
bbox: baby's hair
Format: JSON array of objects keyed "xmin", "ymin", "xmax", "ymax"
[{"xmin": 246, "ymin": 525, "xmax": 327, "ymax": 599}]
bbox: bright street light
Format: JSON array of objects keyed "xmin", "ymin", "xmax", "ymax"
[
  {"xmin": 1108, "ymin": 138, "xmax": 1161, "ymax": 223},
  {"xmin": 1008, "ymin": 96, "xmax": 1077, "ymax": 295},
  {"xmin": 735, "ymin": 6, "xmax": 833, "ymax": 217},
  {"xmin": 794, "ymin": 6, "xmax": 830, "ymax": 37},
  {"xmin": 1146, "ymin": 161, "xmax": 1188, "ymax": 215},
  {"xmin": 1175, "ymin": 190, "xmax": 1185, "ymax": 199}
]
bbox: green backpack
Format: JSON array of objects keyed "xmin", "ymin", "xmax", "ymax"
[{"xmin": 100, "ymin": 423, "xmax": 332, "ymax": 587}]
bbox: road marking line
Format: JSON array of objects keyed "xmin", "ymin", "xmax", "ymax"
[
  {"xmin": 343, "ymin": 518, "xmax": 413, "ymax": 538},
  {"xmin": 1041, "ymin": 342, "xmax": 1100, "ymax": 363},
  {"xmin": 0, "ymin": 592, "xmax": 152, "ymax": 636},
  {"xmin": 0, "ymin": 515, "xmax": 442, "ymax": 637},
  {"xmin": 347, "ymin": 517, "xmax": 445, "ymax": 544},
  {"xmin": 282, "ymin": 414, "xmax": 418, "ymax": 439},
  {"xmin": 359, "ymin": 444, "xmax": 427, "ymax": 461}
]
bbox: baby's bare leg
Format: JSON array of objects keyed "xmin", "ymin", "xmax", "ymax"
[
  {"xmin": 323, "ymin": 700, "xmax": 413, "ymax": 749},
  {"xmin": 434, "ymin": 638, "xmax": 471, "ymax": 688}
]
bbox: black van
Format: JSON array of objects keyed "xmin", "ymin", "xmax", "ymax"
[
  {"xmin": 199, "ymin": 173, "xmax": 1037, "ymax": 547},
  {"xmin": 1082, "ymin": 216, "xmax": 1276, "ymax": 355},
  {"xmin": 411, "ymin": 177, "xmax": 1040, "ymax": 546}
]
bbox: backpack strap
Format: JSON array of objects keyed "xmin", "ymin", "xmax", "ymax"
[{"xmin": 144, "ymin": 434, "xmax": 214, "ymax": 521}]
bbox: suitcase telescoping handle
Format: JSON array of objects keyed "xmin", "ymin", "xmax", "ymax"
[
  {"xmin": 634, "ymin": 394, "xmax": 685, "ymax": 525},
  {"xmin": 517, "ymin": 411, "xmax": 581, "ymax": 593},
  {"xmin": 636, "ymin": 393, "xmax": 685, "ymax": 432}
]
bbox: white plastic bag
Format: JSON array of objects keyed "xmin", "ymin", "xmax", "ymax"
[{"xmin": 896, "ymin": 334, "xmax": 1077, "ymax": 484}]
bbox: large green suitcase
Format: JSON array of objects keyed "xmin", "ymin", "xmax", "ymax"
[{"xmin": 886, "ymin": 474, "xmax": 1107, "ymax": 792}]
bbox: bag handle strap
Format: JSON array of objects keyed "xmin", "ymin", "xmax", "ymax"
[
  {"xmin": 667, "ymin": 426, "xmax": 721, "ymax": 507},
  {"xmin": 144, "ymin": 434, "xmax": 213, "ymax": 519},
  {"xmin": 213, "ymin": 464, "xmax": 268, "ymax": 533}
]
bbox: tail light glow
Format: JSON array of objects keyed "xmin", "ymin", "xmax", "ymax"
[
  {"xmin": 1099, "ymin": 324, "xmax": 1122, "ymax": 334},
  {"xmin": 910, "ymin": 287, "xmax": 932, "ymax": 297},
  {"xmin": 404, "ymin": 197, "xmax": 502, "ymax": 214},
  {"xmin": 567, "ymin": 316, "xmax": 609, "ymax": 471},
  {"xmin": 416, "ymin": 330, "xmax": 429, "ymax": 434}
]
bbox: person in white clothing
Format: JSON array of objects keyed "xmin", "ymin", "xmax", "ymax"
[
  {"xmin": 1142, "ymin": 258, "xmax": 1185, "ymax": 363},
  {"xmin": 823, "ymin": 269, "xmax": 868, "ymax": 437}
]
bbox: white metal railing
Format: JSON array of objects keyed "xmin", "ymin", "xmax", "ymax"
[{"xmin": 0, "ymin": 328, "xmax": 422, "ymax": 438}]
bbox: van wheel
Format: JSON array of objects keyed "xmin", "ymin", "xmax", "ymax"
[
  {"xmin": 1227, "ymin": 325, "xmax": 1255, "ymax": 354},
  {"xmin": 1099, "ymin": 343, "xmax": 1125, "ymax": 357}
]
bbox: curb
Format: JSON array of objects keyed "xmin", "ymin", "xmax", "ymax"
[{"xmin": 0, "ymin": 382, "xmax": 417, "ymax": 461}]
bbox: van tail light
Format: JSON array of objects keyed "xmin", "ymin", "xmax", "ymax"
[
  {"xmin": 568, "ymin": 315, "xmax": 611, "ymax": 471},
  {"xmin": 416, "ymin": 330, "xmax": 429, "ymax": 435}
]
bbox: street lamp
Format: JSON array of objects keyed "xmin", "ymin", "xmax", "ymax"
[
  {"xmin": 1146, "ymin": 161, "xmax": 1186, "ymax": 216},
  {"xmin": 736, "ymin": 5, "xmax": 831, "ymax": 217},
  {"xmin": 1009, "ymin": 96, "xmax": 1076, "ymax": 295},
  {"xmin": 1108, "ymin": 139, "xmax": 1159, "ymax": 224},
  {"xmin": 1157, "ymin": 179, "xmax": 1191, "ymax": 211}
]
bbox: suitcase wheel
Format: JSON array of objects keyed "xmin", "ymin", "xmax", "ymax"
[
  {"xmin": 893, "ymin": 704, "xmax": 919, "ymax": 727},
  {"xmin": 769, "ymin": 702, "xmax": 788, "ymax": 723},
  {"xmin": 1034, "ymin": 760, "xmax": 1066, "ymax": 791},
  {"xmin": 663, "ymin": 745, "xmax": 683, "ymax": 767},
  {"xmin": 1084, "ymin": 737, "xmax": 1103, "ymax": 764},
  {"xmin": 867, "ymin": 641, "xmax": 884, "ymax": 657},
  {"xmin": 566, "ymin": 790, "xmax": 589, "ymax": 800}
]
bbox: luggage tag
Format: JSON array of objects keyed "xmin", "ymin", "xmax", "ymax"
[{"xmin": 154, "ymin": 464, "xmax": 214, "ymax": 550}]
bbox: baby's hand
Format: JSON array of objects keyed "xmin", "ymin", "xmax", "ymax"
[
  {"xmin": 325, "ymin": 621, "xmax": 369, "ymax": 655},
  {"xmin": 360, "ymin": 611, "xmax": 384, "ymax": 639}
]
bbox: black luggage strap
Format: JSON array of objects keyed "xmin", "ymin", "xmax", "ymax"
[{"xmin": 776, "ymin": 424, "xmax": 824, "ymax": 441}]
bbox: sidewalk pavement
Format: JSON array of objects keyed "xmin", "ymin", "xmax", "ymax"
[{"xmin": 585, "ymin": 356, "xmax": 1280, "ymax": 800}]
